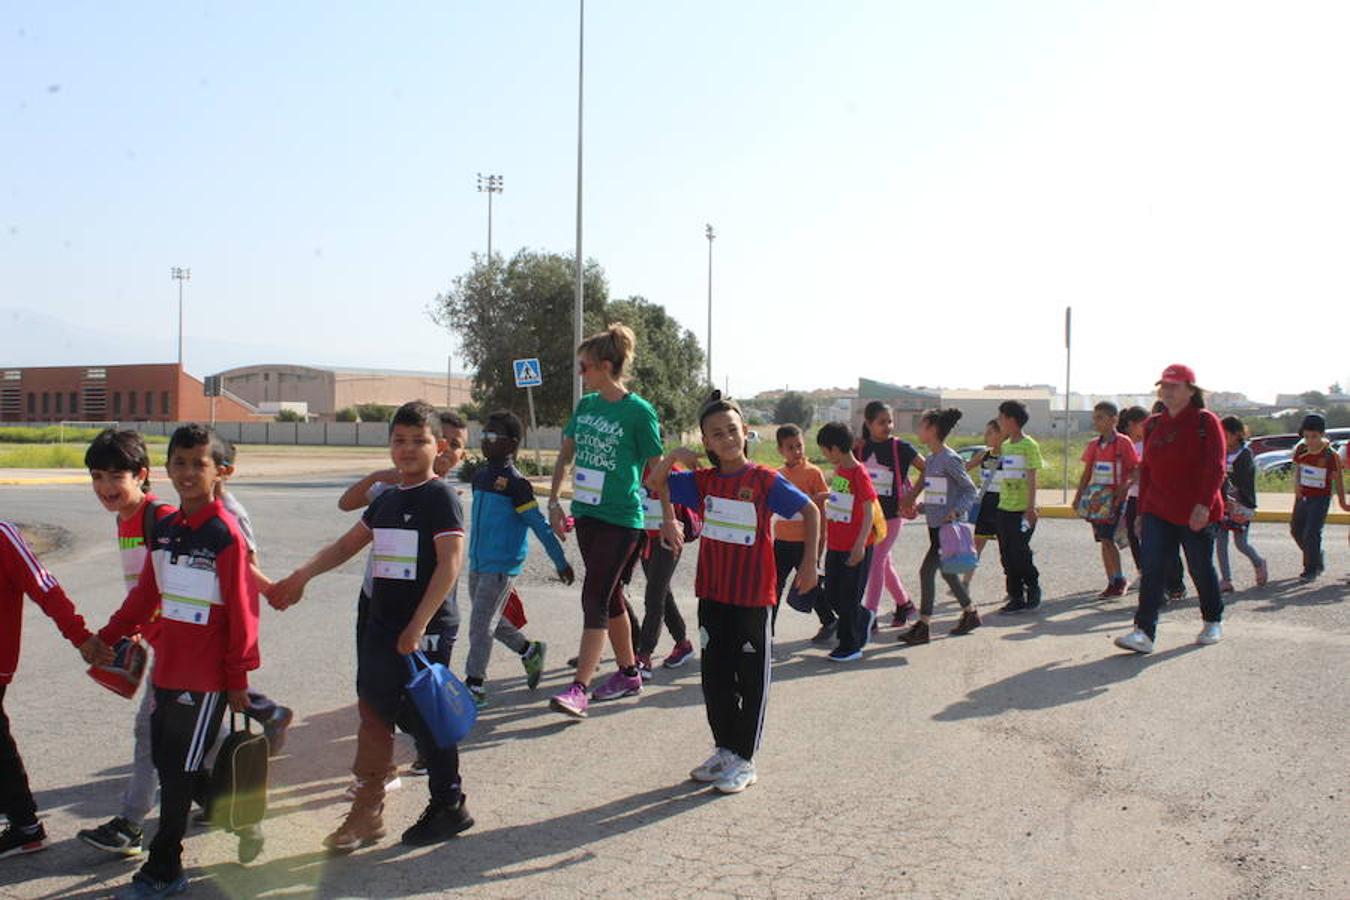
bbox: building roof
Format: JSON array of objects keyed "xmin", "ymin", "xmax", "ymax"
[
  {"xmin": 218, "ymin": 363, "xmax": 470, "ymax": 380},
  {"xmin": 857, "ymin": 378, "xmax": 940, "ymax": 401},
  {"xmin": 941, "ymin": 388, "xmax": 1053, "ymax": 401}
]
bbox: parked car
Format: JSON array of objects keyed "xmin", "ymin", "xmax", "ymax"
[
  {"xmin": 1253, "ymin": 440, "xmax": 1347, "ymax": 478},
  {"xmin": 957, "ymin": 445, "xmax": 988, "ymax": 464},
  {"xmin": 1248, "ymin": 427, "xmax": 1350, "ymax": 457}
]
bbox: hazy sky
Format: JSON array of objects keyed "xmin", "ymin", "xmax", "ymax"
[{"xmin": 3, "ymin": 1, "xmax": 1347, "ymax": 403}]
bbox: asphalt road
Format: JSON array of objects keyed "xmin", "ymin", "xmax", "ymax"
[{"xmin": 0, "ymin": 478, "xmax": 1346, "ymax": 899}]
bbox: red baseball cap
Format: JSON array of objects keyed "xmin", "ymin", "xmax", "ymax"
[{"xmin": 1157, "ymin": 363, "xmax": 1197, "ymax": 386}]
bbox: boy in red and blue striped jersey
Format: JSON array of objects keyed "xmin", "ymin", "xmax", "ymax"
[{"xmin": 648, "ymin": 393, "xmax": 819, "ymax": 795}]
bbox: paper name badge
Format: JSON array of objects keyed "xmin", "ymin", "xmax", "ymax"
[
  {"xmin": 1002, "ymin": 455, "xmax": 1027, "ymax": 479},
  {"xmin": 642, "ymin": 496, "xmax": 664, "ymax": 531},
  {"xmin": 703, "ymin": 496, "xmax": 758, "ymax": 545},
  {"xmin": 373, "ymin": 528, "xmax": 419, "ymax": 580},
  {"xmin": 825, "ymin": 491, "xmax": 854, "ymax": 522},
  {"xmin": 867, "ymin": 463, "xmax": 895, "ymax": 497},
  {"xmin": 1091, "ymin": 461, "xmax": 1115, "ymax": 485},
  {"xmin": 1299, "ymin": 464, "xmax": 1328, "ymax": 489},
  {"xmin": 573, "ymin": 467, "xmax": 606, "ymax": 506},
  {"xmin": 160, "ymin": 560, "xmax": 220, "ymax": 626},
  {"xmin": 925, "ymin": 475, "xmax": 949, "ymax": 505}
]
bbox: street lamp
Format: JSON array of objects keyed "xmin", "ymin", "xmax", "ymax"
[
  {"xmin": 705, "ymin": 224, "xmax": 715, "ymax": 388},
  {"xmin": 572, "ymin": 0, "xmax": 586, "ymax": 410},
  {"xmin": 476, "ymin": 173, "xmax": 503, "ymax": 259},
  {"xmin": 170, "ymin": 267, "xmax": 191, "ymax": 368}
]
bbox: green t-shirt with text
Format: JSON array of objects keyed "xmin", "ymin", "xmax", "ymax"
[
  {"xmin": 563, "ymin": 391, "xmax": 664, "ymax": 529},
  {"xmin": 997, "ymin": 435, "xmax": 1043, "ymax": 512}
]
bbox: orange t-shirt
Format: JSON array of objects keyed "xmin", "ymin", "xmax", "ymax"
[{"xmin": 774, "ymin": 461, "xmax": 828, "ymax": 542}]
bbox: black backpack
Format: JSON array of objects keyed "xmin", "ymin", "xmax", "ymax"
[{"xmin": 208, "ymin": 713, "xmax": 269, "ymax": 831}]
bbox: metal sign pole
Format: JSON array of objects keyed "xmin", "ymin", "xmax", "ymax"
[
  {"xmin": 1063, "ymin": 306, "xmax": 1072, "ymax": 504},
  {"xmin": 526, "ymin": 386, "xmax": 542, "ymax": 473}
]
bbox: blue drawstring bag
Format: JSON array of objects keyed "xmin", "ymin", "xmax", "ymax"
[{"xmin": 405, "ymin": 651, "xmax": 477, "ymax": 747}]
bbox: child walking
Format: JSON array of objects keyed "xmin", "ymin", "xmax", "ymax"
[
  {"xmin": 1070, "ymin": 402, "xmax": 1139, "ymax": 599},
  {"xmin": 1290, "ymin": 413, "xmax": 1346, "ymax": 582},
  {"xmin": 269, "ymin": 401, "xmax": 472, "ymax": 852},
  {"xmin": 771, "ymin": 424, "xmax": 829, "ymax": 637},
  {"xmin": 96, "ymin": 424, "xmax": 263, "ymax": 898},
  {"xmin": 856, "ymin": 401, "xmax": 923, "ymax": 628},
  {"xmin": 815, "ymin": 422, "xmax": 879, "ymax": 661},
  {"xmin": 963, "ymin": 420, "xmax": 1005, "ymax": 590},
  {"xmin": 1216, "ymin": 416, "xmax": 1268, "ymax": 591},
  {"xmin": 648, "ymin": 393, "xmax": 818, "ymax": 793},
  {"xmin": 1, "ymin": 523, "xmax": 108, "ymax": 859},
  {"xmin": 635, "ymin": 461, "xmax": 698, "ymax": 676},
  {"xmin": 465, "ymin": 410, "xmax": 572, "ymax": 704},
  {"xmin": 994, "ymin": 400, "xmax": 1044, "ymax": 612},
  {"xmin": 898, "ymin": 409, "xmax": 980, "ymax": 644}
]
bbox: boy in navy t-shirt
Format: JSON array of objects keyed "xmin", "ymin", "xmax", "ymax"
[{"xmin": 270, "ymin": 401, "xmax": 472, "ymax": 852}]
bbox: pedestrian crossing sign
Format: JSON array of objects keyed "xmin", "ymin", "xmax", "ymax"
[{"xmin": 513, "ymin": 358, "xmax": 543, "ymax": 388}]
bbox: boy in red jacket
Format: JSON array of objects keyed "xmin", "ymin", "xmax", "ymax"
[
  {"xmin": 0, "ymin": 521, "xmax": 109, "ymax": 858},
  {"xmin": 97, "ymin": 424, "xmax": 261, "ymax": 899}
]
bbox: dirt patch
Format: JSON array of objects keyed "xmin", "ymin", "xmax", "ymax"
[{"xmin": 12, "ymin": 521, "xmax": 71, "ymax": 557}]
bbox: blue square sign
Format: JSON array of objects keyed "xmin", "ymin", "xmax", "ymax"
[{"xmin": 513, "ymin": 358, "xmax": 543, "ymax": 388}]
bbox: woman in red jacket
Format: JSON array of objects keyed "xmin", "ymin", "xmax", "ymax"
[{"xmin": 1114, "ymin": 364, "xmax": 1226, "ymax": 654}]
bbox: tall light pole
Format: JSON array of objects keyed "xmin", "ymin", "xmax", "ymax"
[
  {"xmin": 170, "ymin": 267, "xmax": 191, "ymax": 368},
  {"xmin": 705, "ymin": 224, "xmax": 715, "ymax": 388},
  {"xmin": 573, "ymin": 0, "xmax": 586, "ymax": 410},
  {"xmin": 1063, "ymin": 306, "xmax": 1072, "ymax": 503},
  {"xmin": 476, "ymin": 173, "xmax": 503, "ymax": 259}
]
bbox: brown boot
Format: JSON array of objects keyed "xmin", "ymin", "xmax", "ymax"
[
  {"xmin": 323, "ymin": 802, "xmax": 385, "ymax": 855},
  {"xmin": 899, "ymin": 621, "xmax": 930, "ymax": 645}
]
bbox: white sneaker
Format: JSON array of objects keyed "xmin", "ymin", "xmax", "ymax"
[
  {"xmin": 714, "ymin": 756, "xmax": 758, "ymax": 794},
  {"xmin": 1113, "ymin": 628, "xmax": 1154, "ymax": 654},
  {"xmin": 689, "ymin": 748, "xmax": 734, "ymax": 783},
  {"xmin": 1196, "ymin": 622, "xmax": 1223, "ymax": 645}
]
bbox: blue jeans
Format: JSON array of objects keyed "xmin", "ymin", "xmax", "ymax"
[
  {"xmin": 1134, "ymin": 514, "xmax": 1223, "ymax": 640},
  {"xmin": 1290, "ymin": 495, "xmax": 1330, "ymax": 576}
]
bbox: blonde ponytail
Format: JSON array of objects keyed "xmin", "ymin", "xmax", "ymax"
[{"xmin": 578, "ymin": 322, "xmax": 637, "ymax": 379}]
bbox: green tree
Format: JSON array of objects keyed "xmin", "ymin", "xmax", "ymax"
[
  {"xmin": 1301, "ymin": 390, "xmax": 1328, "ymax": 409},
  {"xmin": 354, "ymin": 403, "xmax": 396, "ymax": 423},
  {"xmin": 434, "ymin": 250, "xmax": 608, "ymax": 426},
  {"xmin": 274, "ymin": 409, "xmax": 305, "ymax": 423},
  {"xmin": 433, "ymin": 252, "xmax": 705, "ymax": 431},
  {"xmin": 773, "ymin": 391, "xmax": 814, "ymax": 428},
  {"xmin": 606, "ymin": 296, "xmax": 705, "ymax": 435},
  {"xmin": 335, "ymin": 407, "xmax": 358, "ymax": 422}
]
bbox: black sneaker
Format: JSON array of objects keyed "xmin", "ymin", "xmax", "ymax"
[
  {"xmin": 810, "ymin": 620, "xmax": 838, "ymax": 644},
  {"xmin": 77, "ymin": 816, "xmax": 143, "ymax": 857},
  {"xmin": 407, "ymin": 756, "xmax": 428, "ymax": 777},
  {"xmin": 0, "ymin": 822, "xmax": 47, "ymax": 858},
  {"xmin": 949, "ymin": 609, "xmax": 981, "ymax": 636},
  {"xmin": 998, "ymin": 597, "xmax": 1028, "ymax": 614},
  {"xmin": 1025, "ymin": 587, "xmax": 1042, "ymax": 610},
  {"xmin": 898, "ymin": 621, "xmax": 930, "ymax": 645},
  {"xmin": 263, "ymin": 706, "xmax": 294, "ymax": 757},
  {"xmin": 400, "ymin": 794, "xmax": 474, "ymax": 846}
]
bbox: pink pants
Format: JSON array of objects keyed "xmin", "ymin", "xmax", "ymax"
[{"xmin": 865, "ymin": 516, "xmax": 911, "ymax": 612}]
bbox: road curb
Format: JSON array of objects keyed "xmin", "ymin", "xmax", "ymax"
[{"xmin": 0, "ymin": 475, "xmax": 88, "ymax": 486}]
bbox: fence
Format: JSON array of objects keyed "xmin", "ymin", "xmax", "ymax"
[{"xmin": 1, "ymin": 420, "xmax": 567, "ymax": 450}]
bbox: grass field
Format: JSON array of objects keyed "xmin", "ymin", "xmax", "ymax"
[{"xmin": 0, "ymin": 426, "xmax": 168, "ymax": 445}]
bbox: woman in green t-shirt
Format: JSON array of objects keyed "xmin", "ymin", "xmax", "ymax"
[{"xmin": 546, "ymin": 324, "xmax": 666, "ymax": 719}]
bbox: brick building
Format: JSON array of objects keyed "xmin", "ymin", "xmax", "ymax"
[
  {"xmin": 0, "ymin": 363, "xmax": 264, "ymax": 423},
  {"xmin": 216, "ymin": 364, "xmax": 472, "ymax": 421}
]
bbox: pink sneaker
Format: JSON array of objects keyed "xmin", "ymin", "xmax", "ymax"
[
  {"xmin": 591, "ymin": 669, "xmax": 642, "ymax": 702},
  {"xmin": 662, "ymin": 640, "xmax": 695, "ymax": 669},
  {"xmin": 549, "ymin": 682, "xmax": 589, "ymax": 718}
]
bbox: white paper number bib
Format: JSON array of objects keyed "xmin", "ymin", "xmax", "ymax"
[
  {"xmin": 373, "ymin": 528, "xmax": 419, "ymax": 581},
  {"xmin": 1091, "ymin": 461, "xmax": 1115, "ymax": 486},
  {"xmin": 160, "ymin": 558, "xmax": 220, "ymax": 626},
  {"xmin": 642, "ymin": 496, "xmax": 664, "ymax": 531},
  {"xmin": 1001, "ymin": 455, "xmax": 1027, "ymax": 480},
  {"xmin": 866, "ymin": 462, "xmax": 895, "ymax": 497},
  {"xmin": 924, "ymin": 475, "xmax": 949, "ymax": 506},
  {"xmin": 703, "ymin": 496, "xmax": 758, "ymax": 546},
  {"xmin": 1299, "ymin": 464, "xmax": 1328, "ymax": 490},
  {"xmin": 825, "ymin": 491, "xmax": 854, "ymax": 523},
  {"xmin": 573, "ymin": 466, "xmax": 606, "ymax": 506}
]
